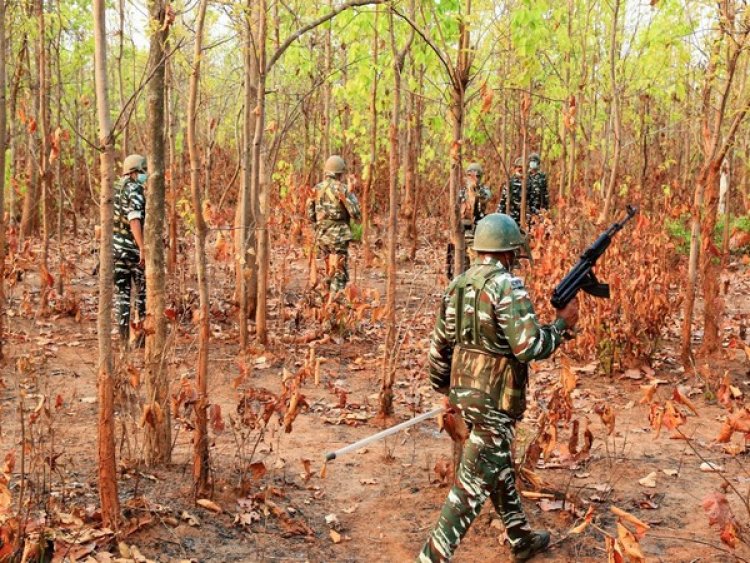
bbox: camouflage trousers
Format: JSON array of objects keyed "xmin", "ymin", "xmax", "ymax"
[
  {"xmin": 417, "ymin": 388, "xmax": 531, "ymax": 562},
  {"xmin": 319, "ymin": 241, "xmax": 349, "ymax": 293},
  {"xmin": 114, "ymin": 257, "xmax": 146, "ymax": 336},
  {"xmin": 462, "ymin": 227, "xmax": 476, "ymax": 273}
]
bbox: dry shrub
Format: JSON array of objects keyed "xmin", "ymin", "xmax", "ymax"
[{"xmin": 525, "ymin": 198, "xmax": 684, "ymax": 368}]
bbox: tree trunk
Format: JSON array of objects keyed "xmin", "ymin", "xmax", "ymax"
[
  {"xmin": 237, "ymin": 0, "xmax": 258, "ymax": 349},
  {"xmin": 378, "ymin": 8, "xmax": 404, "ymax": 419},
  {"xmin": 253, "ymin": 0, "xmax": 268, "ymax": 344},
  {"xmin": 167, "ymin": 53, "xmax": 178, "ymax": 273},
  {"xmin": 92, "ymin": 0, "xmax": 120, "ymax": 528},
  {"xmin": 598, "ymin": 0, "xmax": 621, "ymax": 223},
  {"xmin": 0, "ymin": 0, "xmax": 6, "ymax": 360},
  {"xmin": 362, "ymin": 6, "xmax": 378, "ymax": 267},
  {"xmin": 144, "ymin": 0, "xmax": 171, "ymax": 466},
  {"xmin": 20, "ymin": 26, "xmax": 39, "ymax": 241},
  {"xmin": 55, "ymin": 0, "xmax": 64, "ymax": 295},
  {"xmin": 188, "ymin": 0, "xmax": 211, "ymax": 497},
  {"xmin": 37, "ymin": 0, "xmax": 51, "ymax": 315}
]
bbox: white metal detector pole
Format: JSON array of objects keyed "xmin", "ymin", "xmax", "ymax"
[{"xmin": 325, "ymin": 407, "xmax": 444, "ymax": 461}]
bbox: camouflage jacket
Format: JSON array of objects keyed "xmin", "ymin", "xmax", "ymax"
[
  {"xmin": 498, "ymin": 175, "xmax": 523, "ymax": 226},
  {"xmin": 528, "ymin": 171, "xmax": 549, "ymax": 215},
  {"xmin": 306, "ymin": 178, "xmax": 361, "ymax": 244},
  {"xmin": 459, "ymin": 183, "xmax": 492, "ymax": 229},
  {"xmin": 428, "ymin": 256, "xmax": 566, "ymax": 414},
  {"xmin": 113, "ymin": 177, "xmax": 145, "ymax": 260}
]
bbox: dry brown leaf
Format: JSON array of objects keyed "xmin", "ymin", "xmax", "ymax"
[
  {"xmin": 672, "ymin": 387, "xmax": 699, "ymax": 416},
  {"xmin": 637, "ymin": 472, "xmax": 657, "ymax": 489},
  {"xmin": 196, "ymin": 499, "xmax": 222, "ymax": 513},
  {"xmin": 595, "ymin": 403, "xmax": 616, "ymax": 435},
  {"xmin": 329, "ymin": 529, "xmax": 342, "ymax": 544},
  {"xmin": 611, "ymin": 506, "xmax": 651, "ymax": 537},
  {"xmin": 569, "ymin": 505, "xmax": 595, "ymax": 534},
  {"xmin": 616, "ymin": 522, "xmax": 646, "ymax": 562},
  {"xmin": 639, "ymin": 383, "xmax": 657, "ymax": 405},
  {"xmin": 702, "ymin": 492, "xmax": 739, "ymax": 548}
]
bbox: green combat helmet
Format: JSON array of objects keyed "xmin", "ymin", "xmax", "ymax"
[
  {"xmin": 324, "ymin": 155, "xmax": 346, "ymax": 177},
  {"xmin": 529, "ymin": 152, "xmax": 540, "ymax": 164},
  {"xmin": 473, "ymin": 213, "xmax": 531, "ymax": 260},
  {"xmin": 466, "ymin": 162, "xmax": 483, "ymax": 178},
  {"xmin": 122, "ymin": 154, "xmax": 147, "ymax": 176}
]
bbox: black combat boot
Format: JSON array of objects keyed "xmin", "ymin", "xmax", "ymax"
[{"xmin": 511, "ymin": 530, "xmax": 551, "ymax": 562}]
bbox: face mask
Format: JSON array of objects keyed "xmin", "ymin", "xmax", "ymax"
[
  {"xmin": 529, "ymin": 161, "xmax": 539, "ymax": 170},
  {"xmin": 137, "ymin": 173, "xmax": 148, "ymax": 184}
]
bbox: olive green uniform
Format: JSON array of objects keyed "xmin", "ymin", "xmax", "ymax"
[{"xmin": 418, "ymin": 255, "xmax": 567, "ymax": 562}]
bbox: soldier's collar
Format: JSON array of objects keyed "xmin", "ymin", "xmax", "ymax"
[{"xmin": 476, "ymin": 256, "xmax": 508, "ymax": 270}]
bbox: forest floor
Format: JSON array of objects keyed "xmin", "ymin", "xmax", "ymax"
[{"xmin": 2, "ymin": 232, "xmax": 750, "ymax": 563}]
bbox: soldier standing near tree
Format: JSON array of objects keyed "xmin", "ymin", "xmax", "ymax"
[
  {"xmin": 499, "ymin": 158, "xmax": 524, "ymax": 226},
  {"xmin": 306, "ymin": 155, "xmax": 361, "ymax": 294},
  {"xmin": 527, "ymin": 152, "xmax": 549, "ymax": 219},
  {"xmin": 456, "ymin": 162, "xmax": 492, "ymax": 272},
  {"xmin": 417, "ymin": 213, "xmax": 579, "ymax": 562},
  {"xmin": 113, "ymin": 154, "xmax": 148, "ymax": 349}
]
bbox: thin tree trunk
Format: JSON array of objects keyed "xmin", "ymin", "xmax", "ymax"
[
  {"xmin": 237, "ymin": 0, "xmax": 258, "ymax": 349},
  {"xmin": 93, "ymin": 0, "xmax": 120, "ymax": 528},
  {"xmin": 37, "ymin": 0, "xmax": 51, "ymax": 315},
  {"xmin": 519, "ymin": 89, "xmax": 529, "ymax": 230},
  {"xmin": 167, "ymin": 55, "xmax": 178, "ymax": 273},
  {"xmin": 0, "ymin": 0, "xmax": 6, "ymax": 360},
  {"xmin": 253, "ymin": 0, "xmax": 268, "ymax": 344},
  {"xmin": 598, "ymin": 0, "xmax": 621, "ymax": 223},
  {"xmin": 379, "ymin": 6, "xmax": 410, "ymax": 419},
  {"xmin": 188, "ymin": 0, "xmax": 211, "ymax": 497},
  {"xmin": 55, "ymin": 0, "xmax": 64, "ymax": 295},
  {"xmin": 362, "ymin": 6, "xmax": 378, "ymax": 267},
  {"xmin": 144, "ymin": 0, "xmax": 171, "ymax": 466}
]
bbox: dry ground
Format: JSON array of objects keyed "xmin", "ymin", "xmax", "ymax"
[{"xmin": 2, "ymin": 235, "xmax": 750, "ymax": 563}]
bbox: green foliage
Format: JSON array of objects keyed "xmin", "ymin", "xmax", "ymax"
[
  {"xmin": 350, "ymin": 221, "xmax": 363, "ymax": 242},
  {"xmin": 666, "ymin": 213, "xmax": 750, "ymax": 254}
]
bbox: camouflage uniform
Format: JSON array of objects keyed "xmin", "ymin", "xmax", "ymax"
[
  {"xmin": 498, "ymin": 174, "xmax": 523, "ymax": 226},
  {"xmin": 113, "ymin": 177, "xmax": 146, "ymax": 336},
  {"xmin": 418, "ymin": 255, "xmax": 567, "ymax": 562},
  {"xmin": 459, "ymin": 183, "xmax": 491, "ymax": 269},
  {"xmin": 499, "ymin": 172, "xmax": 548, "ymax": 227},
  {"xmin": 527, "ymin": 171, "xmax": 548, "ymax": 218},
  {"xmin": 306, "ymin": 177, "xmax": 361, "ymax": 292}
]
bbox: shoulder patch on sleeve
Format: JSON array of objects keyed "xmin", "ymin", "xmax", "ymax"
[{"xmin": 510, "ymin": 277, "xmax": 525, "ymax": 290}]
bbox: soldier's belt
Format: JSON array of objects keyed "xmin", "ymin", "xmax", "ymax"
[{"xmin": 450, "ymin": 346, "xmax": 509, "ymax": 406}]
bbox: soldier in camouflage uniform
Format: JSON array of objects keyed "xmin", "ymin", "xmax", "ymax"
[
  {"xmin": 418, "ymin": 214, "xmax": 579, "ymax": 562},
  {"xmin": 527, "ymin": 153, "xmax": 549, "ymax": 218},
  {"xmin": 498, "ymin": 158, "xmax": 524, "ymax": 226},
  {"xmin": 306, "ymin": 155, "xmax": 361, "ymax": 293},
  {"xmin": 459, "ymin": 163, "xmax": 492, "ymax": 264},
  {"xmin": 113, "ymin": 154, "xmax": 148, "ymax": 348}
]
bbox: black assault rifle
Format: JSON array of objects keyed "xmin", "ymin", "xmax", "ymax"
[{"xmin": 551, "ymin": 205, "xmax": 638, "ymax": 310}]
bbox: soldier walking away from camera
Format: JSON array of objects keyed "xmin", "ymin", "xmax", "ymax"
[
  {"xmin": 306, "ymin": 155, "xmax": 361, "ymax": 293},
  {"xmin": 458, "ymin": 162, "xmax": 492, "ymax": 271},
  {"xmin": 417, "ymin": 213, "xmax": 579, "ymax": 562},
  {"xmin": 113, "ymin": 154, "xmax": 148, "ymax": 349}
]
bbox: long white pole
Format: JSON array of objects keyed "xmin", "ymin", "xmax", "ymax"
[{"xmin": 325, "ymin": 407, "xmax": 444, "ymax": 461}]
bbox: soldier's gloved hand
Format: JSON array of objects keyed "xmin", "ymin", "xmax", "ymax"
[{"xmin": 557, "ymin": 296, "xmax": 579, "ymax": 330}]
